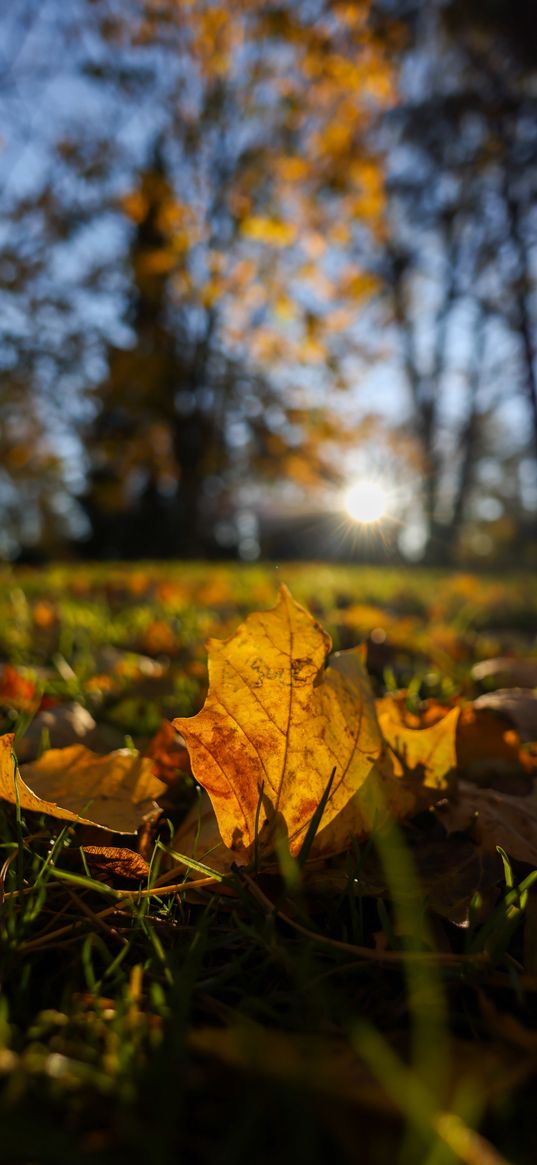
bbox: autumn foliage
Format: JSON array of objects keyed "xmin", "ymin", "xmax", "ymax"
[
  {"xmin": 2, "ymin": 577, "xmax": 536, "ymax": 877},
  {"xmin": 2, "ymin": 563, "xmax": 537, "ymax": 1164}
]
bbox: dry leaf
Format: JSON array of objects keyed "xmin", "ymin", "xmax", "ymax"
[
  {"xmin": 1, "ymin": 733, "xmax": 98, "ymax": 827},
  {"xmin": 373, "ymin": 695, "xmax": 537, "ymax": 785},
  {"xmin": 309, "ymin": 650, "xmax": 418, "ymax": 855},
  {"xmin": 81, "ymin": 845, "xmax": 150, "ymax": 881},
  {"xmin": 174, "ymin": 586, "xmax": 383, "ymax": 858},
  {"xmin": 376, "ymin": 697, "xmax": 459, "ymax": 792},
  {"xmin": 472, "ymin": 657, "xmax": 537, "ymax": 689},
  {"xmin": 144, "ymin": 719, "xmax": 192, "ymax": 785},
  {"xmin": 0, "ymin": 734, "xmax": 166, "ymax": 833},
  {"xmin": 472, "ymin": 689, "xmax": 537, "ymax": 744},
  {"xmin": 171, "ymin": 765, "xmax": 417, "ymax": 873},
  {"xmin": 436, "ymin": 779, "xmax": 537, "ymax": 867},
  {"xmin": 457, "ymin": 704, "xmax": 537, "ymax": 786},
  {"xmin": 301, "ymin": 835, "xmax": 499, "ymax": 928},
  {"xmin": 309, "ymin": 763, "xmax": 421, "ymax": 860},
  {"xmin": 21, "ymin": 744, "xmax": 166, "ymax": 833}
]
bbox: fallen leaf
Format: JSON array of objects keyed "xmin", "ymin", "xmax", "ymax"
[
  {"xmin": 0, "ymin": 734, "xmax": 166, "ymax": 833},
  {"xmin": 81, "ymin": 845, "xmax": 150, "ymax": 881},
  {"xmin": 303, "ymin": 831, "xmax": 493, "ymax": 923},
  {"xmin": 308, "ymin": 752, "xmax": 418, "ymax": 860},
  {"xmin": 472, "ymin": 657, "xmax": 537, "ymax": 689},
  {"xmin": 457, "ymin": 704, "xmax": 537, "ymax": 786},
  {"xmin": 373, "ymin": 696, "xmax": 447, "ymax": 731},
  {"xmin": 0, "ymin": 733, "xmax": 95, "ymax": 827},
  {"xmin": 376, "ymin": 697, "xmax": 459, "ymax": 792},
  {"xmin": 144, "ymin": 719, "xmax": 192, "ymax": 785},
  {"xmin": 174, "ymin": 586, "xmax": 383, "ymax": 858},
  {"xmin": 141, "ymin": 618, "xmax": 179, "ymax": 656},
  {"xmin": 373, "ymin": 695, "xmax": 537, "ymax": 786},
  {"xmin": 436, "ymin": 779, "xmax": 537, "ymax": 867},
  {"xmin": 32, "ymin": 600, "xmax": 57, "ymax": 630},
  {"xmin": 397, "ymin": 835, "xmax": 499, "ymax": 926},
  {"xmin": 473, "ymin": 689, "xmax": 537, "ymax": 744},
  {"xmin": 171, "ymin": 763, "xmax": 418, "ymax": 874}
]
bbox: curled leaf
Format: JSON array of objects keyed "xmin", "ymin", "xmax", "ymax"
[
  {"xmin": 81, "ymin": 846, "xmax": 151, "ymax": 881},
  {"xmin": 376, "ymin": 697, "xmax": 459, "ymax": 793}
]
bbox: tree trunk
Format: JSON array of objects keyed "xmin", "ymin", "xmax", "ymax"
[
  {"xmin": 501, "ymin": 139, "xmax": 537, "ymax": 462},
  {"xmin": 448, "ymin": 309, "xmax": 485, "ymax": 554}
]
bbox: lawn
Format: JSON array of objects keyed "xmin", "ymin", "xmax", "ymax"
[{"xmin": 1, "ymin": 561, "xmax": 537, "ymax": 1165}]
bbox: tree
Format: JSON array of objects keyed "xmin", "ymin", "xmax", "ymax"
[
  {"xmin": 0, "ymin": 0, "xmax": 396, "ymax": 557},
  {"xmin": 376, "ymin": 0, "xmax": 537, "ymax": 563},
  {"xmin": 444, "ymin": 0, "xmax": 537, "ymax": 467}
]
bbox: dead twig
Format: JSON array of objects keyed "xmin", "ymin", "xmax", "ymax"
[{"xmin": 236, "ymin": 869, "xmax": 489, "ymax": 969}]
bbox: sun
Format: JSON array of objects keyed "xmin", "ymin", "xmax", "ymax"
[{"xmin": 343, "ymin": 477, "xmax": 391, "ymax": 524}]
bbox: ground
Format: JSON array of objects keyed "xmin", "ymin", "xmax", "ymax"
[{"xmin": 1, "ymin": 561, "xmax": 537, "ymax": 1165}]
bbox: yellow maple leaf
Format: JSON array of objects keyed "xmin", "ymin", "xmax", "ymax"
[
  {"xmin": 376, "ymin": 697, "xmax": 460, "ymax": 793},
  {"xmin": 174, "ymin": 586, "xmax": 383, "ymax": 858},
  {"xmin": 0, "ymin": 734, "xmax": 166, "ymax": 834}
]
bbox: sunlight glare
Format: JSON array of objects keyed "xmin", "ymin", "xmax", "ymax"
[{"xmin": 343, "ymin": 478, "xmax": 391, "ymax": 524}]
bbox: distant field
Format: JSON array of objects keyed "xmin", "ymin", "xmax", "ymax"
[{"xmin": 1, "ymin": 561, "xmax": 536, "ymax": 734}]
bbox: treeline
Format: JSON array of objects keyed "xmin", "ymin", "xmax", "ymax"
[{"xmin": 1, "ymin": 0, "xmax": 536, "ymax": 566}]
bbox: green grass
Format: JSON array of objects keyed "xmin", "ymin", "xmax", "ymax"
[{"xmin": 1, "ymin": 562, "xmax": 537, "ymax": 1164}]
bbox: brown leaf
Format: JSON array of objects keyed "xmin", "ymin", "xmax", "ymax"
[
  {"xmin": 472, "ymin": 657, "xmax": 537, "ymax": 689},
  {"xmin": 473, "ymin": 689, "xmax": 537, "ymax": 744},
  {"xmin": 81, "ymin": 845, "xmax": 150, "ymax": 881},
  {"xmin": 373, "ymin": 694, "xmax": 537, "ymax": 787},
  {"xmin": 308, "ymin": 757, "xmax": 418, "ymax": 860},
  {"xmin": 303, "ymin": 833, "xmax": 499, "ymax": 927},
  {"xmin": 436, "ymin": 779, "xmax": 537, "ymax": 867},
  {"xmin": 457, "ymin": 705, "xmax": 537, "ymax": 786},
  {"xmin": 144, "ymin": 719, "xmax": 192, "ymax": 785}
]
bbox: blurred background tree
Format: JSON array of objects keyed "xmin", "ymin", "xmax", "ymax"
[
  {"xmin": 0, "ymin": 0, "xmax": 395, "ymax": 559},
  {"xmin": 377, "ymin": 0, "xmax": 537, "ymax": 564},
  {"xmin": 1, "ymin": 0, "xmax": 537, "ymax": 564}
]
